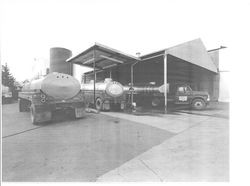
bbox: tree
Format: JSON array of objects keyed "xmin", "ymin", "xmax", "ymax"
[{"xmin": 2, "ymin": 63, "xmax": 16, "ymax": 90}]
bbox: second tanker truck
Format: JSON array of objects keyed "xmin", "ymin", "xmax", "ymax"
[{"xmin": 18, "ymin": 72, "xmax": 87, "ymax": 124}]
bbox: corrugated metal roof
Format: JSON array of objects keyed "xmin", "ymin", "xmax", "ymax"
[{"xmin": 141, "ymin": 38, "xmax": 218, "ymax": 73}]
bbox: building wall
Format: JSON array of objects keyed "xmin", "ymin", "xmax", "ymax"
[{"xmin": 219, "ymin": 72, "xmax": 229, "ymax": 102}]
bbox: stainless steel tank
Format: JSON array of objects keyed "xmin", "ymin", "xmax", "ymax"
[
  {"xmin": 22, "ymin": 72, "xmax": 80, "ymax": 100},
  {"xmin": 50, "ymin": 47, "xmax": 72, "ymax": 75},
  {"xmin": 81, "ymin": 78, "xmax": 124, "ymax": 97}
]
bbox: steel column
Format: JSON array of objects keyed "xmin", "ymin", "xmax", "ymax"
[
  {"xmin": 131, "ymin": 64, "xmax": 134, "ymax": 104},
  {"xmin": 130, "ymin": 60, "xmax": 139, "ymax": 105},
  {"xmin": 93, "ymin": 49, "xmax": 96, "ymax": 107},
  {"xmin": 164, "ymin": 50, "xmax": 168, "ymax": 113}
]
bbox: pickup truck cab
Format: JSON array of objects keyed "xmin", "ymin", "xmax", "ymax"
[{"xmin": 170, "ymin": 84, "xmax": 210, "ymax": 109}]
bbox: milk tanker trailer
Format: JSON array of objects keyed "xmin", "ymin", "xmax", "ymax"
[{"xmin": 18, "ymin": 72, "xmax": 86, "ymax": 124}]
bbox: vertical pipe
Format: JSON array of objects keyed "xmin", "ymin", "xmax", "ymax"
[
  {"xmin": 93, "ymin": 49, "xmax": 96, "ymax": 107},
  {"xmin": 164, "ymin": 50, "xmax": 168, "ymax": 113}
]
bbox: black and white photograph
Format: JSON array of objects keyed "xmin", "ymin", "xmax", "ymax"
[{"xmin": 1, "ymin": 0, "xmax": 249, "ymax": 184}]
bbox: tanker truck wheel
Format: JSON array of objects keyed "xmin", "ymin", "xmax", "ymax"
[
  {"xmin": 95, "ymin": 98, "xmax": 103, "ymax": 111},
  {"xmin": 192, "ymin": 98, "xmax": 206, "ymax": 110}
]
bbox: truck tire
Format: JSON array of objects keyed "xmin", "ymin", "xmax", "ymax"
[
  {"xmin": 192, "ymin": 98, "xmax": 206, "ymax": 110},
  {"xmin": 19, "ymin": 98, "xmax": 29, "ymax": 112},
  {"xmin": 95, "ymin": 98, "xmax": 103, "ymax": 111}
]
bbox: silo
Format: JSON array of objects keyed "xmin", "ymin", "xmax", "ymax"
[{"xmin": 50, "ymin": 47, "xmax": 73, "ymax": 75}]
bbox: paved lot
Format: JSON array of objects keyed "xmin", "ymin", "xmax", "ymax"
[{"xmin": 2, "ymin": 102, "xmax": 229, "ymax": 181}]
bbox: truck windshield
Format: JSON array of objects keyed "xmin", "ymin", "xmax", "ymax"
[
  {"xmin": 177, "ymin": 86, "xmax": 192, "ymax": 92},
  {"xmin": 178, "ymin": 87, "xmax": 185, "ymax": 92}
]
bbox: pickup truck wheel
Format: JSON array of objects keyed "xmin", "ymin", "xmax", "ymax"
[
  {"xmin": 192, "ymin": 99, "xmax": 206, "ymax": 110},
  {"xmin": 95, "ymin": 98, "xmax": 103, "ymax": 111}
]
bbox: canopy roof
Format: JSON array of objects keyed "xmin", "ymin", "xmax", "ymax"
[{"xmin": 67, "ymin": 43, "xmax": 139, "ymax": 70}]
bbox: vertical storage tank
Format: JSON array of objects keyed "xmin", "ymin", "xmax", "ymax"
[{"xmin": 50, "ymin": 47, "xmax": 73, "ymax": 75}]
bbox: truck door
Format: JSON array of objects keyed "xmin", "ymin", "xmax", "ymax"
[{"xmin": 175, "ymin": 86, "xmax": 191, "ymax": 104}]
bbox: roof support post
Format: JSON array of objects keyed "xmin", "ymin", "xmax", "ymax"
[
  {"xmin": 164, "ymin": 50, "xmax": 168, "ymax": 113},
  {"xmin": 130, "ymin": 60, "xmax": 139, "ymax": 107},
  {"xmin": 93, "ymin": 49, "xmax": 96, "ymax": 108}
]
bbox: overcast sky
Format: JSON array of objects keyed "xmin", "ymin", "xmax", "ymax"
[{"xmin": 1, "ymin": 0, "xmax": 249, "ymax": 81}]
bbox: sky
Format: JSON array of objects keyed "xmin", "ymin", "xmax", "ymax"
[{"xmin": 0, "ymin": 0, "xmax": 249, "ymax": 81}]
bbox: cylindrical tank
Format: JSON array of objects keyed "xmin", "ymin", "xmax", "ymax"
[
  {"xmin": 22, "ymin": 72, "xmax": 80, "ymax": 100},
  {"xmin": 50, "ymin": 47, "xmax": 72, "ymax": 75},
  {"xmin": 81, "ymin": 78, "xmax": 124, "ymax": 97}
]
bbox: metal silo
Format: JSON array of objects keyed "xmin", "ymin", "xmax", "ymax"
[{"xmin": 50, "ymin": 47, "xmax": 73, "ymax": 75}]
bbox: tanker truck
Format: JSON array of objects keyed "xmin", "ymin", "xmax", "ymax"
[
  {"xmin": 18, "ymin": 72, "xmax": 86, "ymax": 124},
  {"xmin": 81, "ymin": 78, "xmax": 126, "ymax": 111}
]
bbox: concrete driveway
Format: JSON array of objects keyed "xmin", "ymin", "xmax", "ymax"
[{"xmin": 2, "ymin": 102, "xmax": 229, "ymax": 181}]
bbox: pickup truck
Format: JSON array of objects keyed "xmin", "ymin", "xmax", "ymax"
[{"xmin": 134, "ymin": 84, "xmax": 210, "ymax": 110}]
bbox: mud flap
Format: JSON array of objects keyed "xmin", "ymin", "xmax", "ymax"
[
  {"xmin": 31, "ymin": 105, "xmax": 52, "ymax": 124},
  {"xmin": 74, "ymin": 107, "xmax": 85, "ymax": 118}
]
